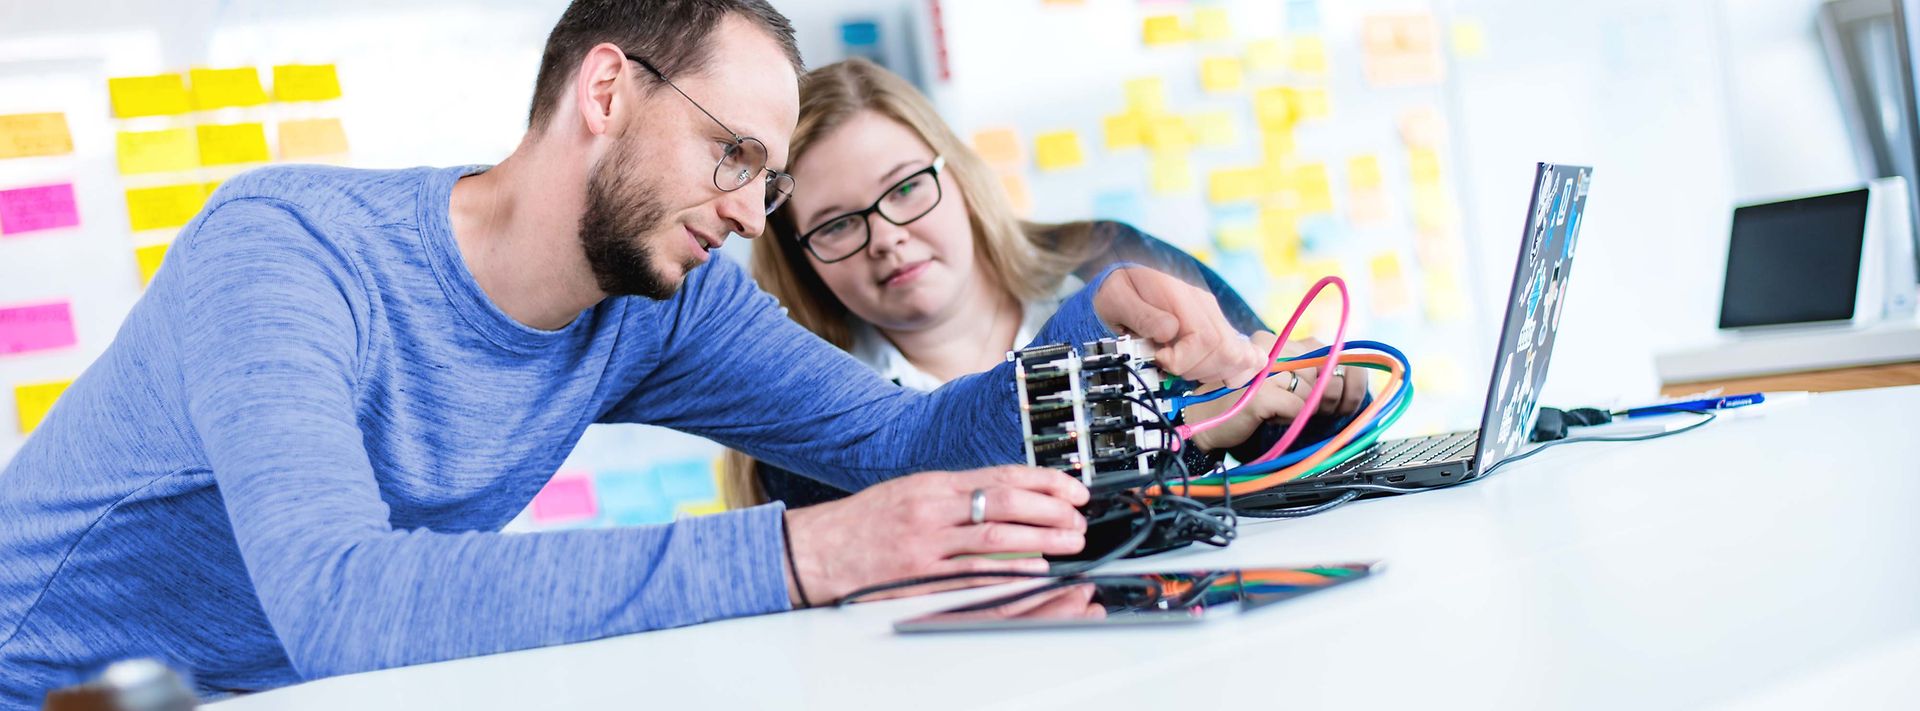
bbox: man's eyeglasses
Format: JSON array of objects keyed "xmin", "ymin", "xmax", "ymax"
[
  {"xmin": 796, "ymin": 156, "xmax": 945, "ymax": 263},
  {"xmin": 625, "ymin": 53, "xmax": 795, "ymax": 215}
]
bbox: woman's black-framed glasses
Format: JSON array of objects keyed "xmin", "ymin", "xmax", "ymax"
[
  {"xmin": 796, "ymin": 156, "xmax": 945, "ymax": 263},
  {"xmin": 625, "ymin": 53, "xmax": 796, "ymax": 215}
]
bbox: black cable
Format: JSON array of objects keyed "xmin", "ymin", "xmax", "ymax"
[{"xmin": 1234, "ymin": 489, "xmax": 1360, "ymax": 518}]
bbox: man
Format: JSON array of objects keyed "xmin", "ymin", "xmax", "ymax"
[{"xmin": 0, "ymin": 0, "xmax": 1266, "ymax": 703}]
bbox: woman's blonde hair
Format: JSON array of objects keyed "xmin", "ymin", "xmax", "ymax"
[{"xmin": 720, "ymin": 58, "xmax": 1100, "ymax": 509}]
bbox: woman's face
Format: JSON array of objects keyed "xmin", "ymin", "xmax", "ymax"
[{"xmin": 784, "ymin": 110, "xmax": 978, "ymax": 333}]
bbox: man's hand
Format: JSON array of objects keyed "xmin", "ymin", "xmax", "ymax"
[
  {"xmin": 1093, "ymin": 267, "xmax": 1264, "ymax": 386},
  {"xmin": 1279, "ymin": 336, "xmax": 1369, "ymax": 416},
  {"xmin": 1181, "ymin": 331, "xmax": 1371, "ymax": 451},
  {"xmin": 783, "ymin": 466, "xmax": 1089, "ymax": 605}
]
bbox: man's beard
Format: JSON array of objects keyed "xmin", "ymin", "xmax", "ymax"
[{"xmin": 578, "ymin": 141, "xmax": 697, "ymax": 300}]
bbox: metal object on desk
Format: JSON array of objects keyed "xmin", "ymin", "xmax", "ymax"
[{"xmin": 42, "ymin": 659, "xmax": 198, "ymax": 711}]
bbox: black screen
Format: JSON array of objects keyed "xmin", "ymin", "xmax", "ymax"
[{"xmin": 1718, "ymin": 189, "xmax": 1870, "ymax": 328}]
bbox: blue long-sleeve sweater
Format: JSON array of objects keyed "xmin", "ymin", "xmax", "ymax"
[{"xmin": 0, "ymin": 165, "xmax": 1115, "ymax": 706}]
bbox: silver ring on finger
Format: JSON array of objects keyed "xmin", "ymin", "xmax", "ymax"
[{"xmin": 969, "ymin": 488, "xmax": 988, "ymax": 525}]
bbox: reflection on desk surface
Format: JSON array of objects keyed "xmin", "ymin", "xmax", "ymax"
[{"xmin": 894, "ymin": 563, "xmax": 1378, "ymax": 633}]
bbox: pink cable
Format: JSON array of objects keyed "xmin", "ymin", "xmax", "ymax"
[{"xmin": 1173, "ymin": 276, "xmax": 1351, "ymax": 466}]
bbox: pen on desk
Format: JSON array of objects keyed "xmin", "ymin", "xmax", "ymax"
[{"xmin": 1615, "ymin": 392, "xmax": 1766, "ymax": 418}]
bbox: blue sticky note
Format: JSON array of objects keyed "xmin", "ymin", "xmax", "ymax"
[
  {"xmin": 1287, "ymin": 0, "xmax": 1320, "ymax": 30},
  {"xmin": 594, "ymin": 469, "xmax": 672, "ymax": 525},
  {"xmin": 656, "ymin": 459, "xmax": 717, "ymax": 501},
  {"xmin": 1093, "ymin": 189, "xmax": 1147, "ymax": 229}
]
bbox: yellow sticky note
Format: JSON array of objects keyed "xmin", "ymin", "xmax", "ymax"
[
  {"xmin": 1451, "ymin": 20, "xmax": 1487, "ymax": 58},
  {"xmin": 1194, "ymin": 7, "xmax": 1231, "ymax": 42},
  {"xmin": 189, "ymin": 67, "xmax": 269, "ymax": 110},
  {"xmin": 1253, "ymin": 86, "xmax": 1294, "ymax": 129},
  {"xmin": 1294, "ymin": 162, "xmax": 1333, "ymax": 214},
  {"xmin": 1288, "ymin": 36, "xmax": 1329, "ymax": 74},
  {"xmin": 1413, "ymin": 184, "xmax": 1454, "ymax": 232},
  {"xmin": 273, "ymin": 64, "xmax": 343, "ymax": 102},
  {"xmin": 1123, "ymin": 77, "xmax": 1166, "ymax": 115},
  {"xmin": 0, "ymin": 113, "xmax": 74, "ymax": 159},
  {"xmin": 278, "ymin": 118, "xmax": 349, "ymax": 160},
  {"xmin": 1259, "ymin": 207, "xmax": 1301, "ymax": 276},
  {"xmin": 197, "ymin": 123, "xmax": 270, "ymax": 166},
  {"xmin": 115, "ymin": 129, "xmax": 199, "ymax": 175},
  {"xmin": 1034, "ymin": 130, "xmax": 1085, "ymax": 171},
  {"xmin": 1143, "ymin": 14, "xmax": 1189, "ymax": 46},
  {"xmin": 1214, "ymin": 223, "xmax": 1258, "ymax": 252},
  {"xmin": 1348, "ymin": 155, "xmax": 1383, "ymax": 189},
  {"xmin": 14, "ymin": 380, "xmax": 72, "ymax": 435},
  {"xmin": 1144, "ymin": 115, "xmax": 1192, "ymax": 153},
  {"xmin": 1262, "ymin": 127, "xmax": 1296, "ymax": 163},
  {"xmin": 1409, "ymin": 147, "xmax": 1442, "ymax": 185},
  {"xmin": 1104, "ymin": 112, "xmax": 1146, "ymax": 150},
  {"xmin": 135, "ymin": 242, "xmax": 172, "ymax": 286},
  {"xmin": 999, "ymin": 170, "xmax": 1033, "ymax": 217},
  {"xmin": 972, "ymin": 127, "xmax": 1023, "ymax": 167},
  {"xmin": 1247, "ymin": 39, "xmax": 1286, "ymax": 74},
  {"xmin": 1200, "ymin": 56, "xmax": 1244, "ymax": 93},
  {"xmin": 1424, "ymin": 269, "xmax": 1470, "ymax": 322},
  {"xmin": 1369, "ymin": 252, "xmax": 1411, "ymax": 315},
  {"xmin": 1207, "ymin": 167, "xmax": 1262, "ymax": 205},
  {"xmin": 1193, "ymin": 111, "xmax": 1238, "ymax": 148},
  {"xmin": 1293, "ymin": 86, "xmax": 1330, "ymax": 120},
  {"xmin": 1150, "ymin": 154, "xmax": 1193, "ymax": 195},
  {"xmin": 125, "ymin": 184, "xmax": 209, "ymax": 232},
  {"xmin": 108, "ymin": 74, "xmax": 192, "ymax": 118},
  {"xmin": 1189, "ymin": 247, "xmax": 1217, "ymax": 267}
]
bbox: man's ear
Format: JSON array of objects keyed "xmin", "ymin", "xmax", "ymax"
[{"xmin": 573, "ymin": 43, "xmax": 629, "ymax": 138}]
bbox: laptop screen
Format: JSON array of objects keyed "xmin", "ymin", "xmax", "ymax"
[{"xmin": 1471, "ymin": 164, "xmax": 1593, "ymax": 473}]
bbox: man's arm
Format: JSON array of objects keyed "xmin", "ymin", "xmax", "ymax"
[{"xmin": 175, "ymin": 200, "xmax": 790, "ymax": 679}]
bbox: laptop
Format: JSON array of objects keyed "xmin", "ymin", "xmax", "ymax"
[{"xmin": 1241, "ymin": 163, "xmax": 1593, "ymax": 506}]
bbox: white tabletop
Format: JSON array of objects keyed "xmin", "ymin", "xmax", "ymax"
[{"xmin": 209, "ymin": 386, "xmax": 1920, "ymax": 711}]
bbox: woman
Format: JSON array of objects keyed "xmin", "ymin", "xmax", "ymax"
[{"xmin": 724, "ymin": 58, "xmax": 1367, "ymax": 509}]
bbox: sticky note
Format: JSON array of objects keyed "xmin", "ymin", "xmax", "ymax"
[
  {"xmin": 1143, "ymin": 14, "xmax": 1189, "ymax": 46},
  {"xmin": 0, "ymin": 113, "xmax": 74, "ymax": 159},
  {"xmin": 14, "ymin": 379, "xmax": 72, "ymax": 434},
  {"xmin": 135, "ymin": 242, "xmax": 171, "ymax": 286},
  {"xmin": 1207, "ymin": 167, "xmax": 1262, "ymax": 205},
  {"xmin": 189, "ymin": 68, "xmax": 269, "ymax": 110},
  {"xmin": 531, "ymin": 471, "xmax": 599, "ymax": 523},
  {"xmin": 1413, "ymin": 184, "xmax": 1454, "ymax": 232},
  {"xmin": 1399, "ymin": 106, "xmax": 1446, "ymax": 147},
  {"xmin": 116, "ymin": 128, "xmax": 200, "ymax": 175},
  {"xmin": 1200, "ymin": 56, "xmax": 1244, "ymax": 93},
  {"xmin": 1294, "ymin": 162, "xmax": 1334, "ymax": 214},
  {"xmin": 1370, "ymin": 252, "xmax": 1411, "ymax": 315},
  {"xmin": 1409, "ymin": 147, "xmax": 1443, "ymax": 185},
  {"xmin": 108, "ymin": 74, "xmax": 192, "ymax": 118},
  {"xmin": 1260, "ymin": 207, "xmax": 1302, "ymax": 275},
  {"xmin": 1286, "ymin": 0, "xmax": 1321, "ymax": 30},
  {"xmin": 1293, "ymin": 86, "xmax": 1330, "ymax": 120},
  {"xmin": 1194, "ymin": 7, "xmax": 1232, "ymax": 42},
  {"xmin": 676, "ymin": 500, "xmax": 727, "ymax": 518},
  {"xmin": 1144, "ymin": 115, "xmax": 1191, "ymax": 153},
  {"xmin": 0, "ymin": 184, "xmax": 80, "ymax": 236},
  {"xmin": 1123, "ymin": 77, "xmax": 1166, "ymax": 115},
  {"xmin": 1288, "ymin": 36, "xmax": 1329, "ymax": 74},
  {"xmin": 196, "ymin": 123, "xmax": 270, "ymax": 166},
  {"xmin": 1103, "ymin": 112, "xmax": 1145, "ymax": 150},
  {"xmin": 1262, "ymin": 127, "xmax": 1296, "ymax": 162},
  {"xmin": 1247, "ymin": 39, "xmax": 1286, "ymax": 74},
  {"xmin": 277, "ymin": 118, "xmax": 349, "ymax": 160},
  {"xmin": 999, "ymin": 170, "xmax": 1033, "ymax": 217},
  {"xmin": 1348, "ymin": 155, "xmax": 1383, "ymax": 189},
  {"xmin": 1424, "ymin": 269, "xmax": 1470, "ymax": 322},
  {"xmin": 273, "ymin": 64, "xmax": 343, "ymax": 102},
  {"xmin": 1194, "ymin": 111, "xmax": 1239, "ymax": 148},
  {"xmin": 972, "ymin": 127, "xmax": 1023, "ymax": 167},
  {"xmin": 0, "ymin": 301, "xmax": 78, "ymax": 355},
  {"xmin": 1348, "ymin": 188, "xmax": 1390, "ymax": 226},
  {"xmin": 125, "ymin": 184, "xmax": 209, "ymax": 232},
  {"xmin": 1033, "ymin": 130, "xmax": 1085, "ymax": 171},
  {"xmin": 1150, "ymin": 154, "xmax": 1193, "ymax": 195},
  {"xmin": 1092, "ymin": 189, "xmax": 1145, "ymax": 227},
  {"xmin": 1215, "ymin": 222, "xmax": 1258, "ymax": 252},
  {"xmin": 1253, "ymin": 86, "xmax": 1294, "ymax": 129},
  {"xmin": 1451, "ymin": 20, "xmax": 1487, "ymax": 58}
]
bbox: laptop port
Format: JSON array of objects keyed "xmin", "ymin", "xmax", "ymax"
[{"xmin": 1386, "ymin": 475, "xmax": 1407, "ymax": 483}]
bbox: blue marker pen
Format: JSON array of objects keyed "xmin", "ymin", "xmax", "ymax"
[{"xmin": 1616, "ymin": 392, "xmax": 1766, "ymax": 418}]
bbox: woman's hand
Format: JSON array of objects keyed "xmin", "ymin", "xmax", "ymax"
[
  {"xmin": 782, "ymin": 465, "xmax": 1089, "ymax": 605},
  {"xmin": 1180, "ymin": 331, "xmax": 1370, "ymax": 451}
]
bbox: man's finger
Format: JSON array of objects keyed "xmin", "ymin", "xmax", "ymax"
[
  {"xmin": 981, "ymin": 465, "xmax": 1089, "ymax": 505},
  {"xmin": 945, "ymin": 522, "xmax": 1086, "ymax": 557}
]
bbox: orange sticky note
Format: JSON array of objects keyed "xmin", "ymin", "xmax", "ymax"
[
  {"xmin": 109, "ymin": 74, "xmax": 192, "ymax": 118},
  {"xmin": 125, "ymin": 184, "xmax": 209, "ymax": 232},
  {"xmin": 189, "ymin": 68, "xmax": 269, "ymax": 110},
  {"xmin": 0, "ymin": 113, "xmax": 74, "ymax": 159},
  {"xmin": 14, "ymin": 379, "xmax": 72, "ymax": 434},
  {"xmin": 116, "ymin": 128, "xmax": 200, "ymax": 175},
  {"xmin": 1034, "ymin": 130, "xmax": 1085, "ymax": 171},
  {"xmin": 135, "ymin": 242, "xmax": 172, "ymax": 286},
  {"xmin": 1200, "ymin": 56, "xmax": 1244, "ymax": 93},
  {"xmin": 999, "ymin": 170, "xmax": 1033, "ymax": 217},
  {"xmin": 273, "ymin": 64, "xmax": 343, "ymax": 102},
  {"xmin": 972, "ymin": 127, "xmax": 1023, "ymax": 167},
  {"xmin": 197, "ymin": 123, "xmax": 270, "ymax": 166},
  {"xmin": 277, "ymin": 118, "xmax": 349, "ymax": 160}
]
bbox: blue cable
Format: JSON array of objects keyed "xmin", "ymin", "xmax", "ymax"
[
  {"xmin": 1182, "ymin": 340, "xmax": 1416, "ymax": 480},
  {"xmin": 1170, "ymin": 340, "xmax": 1413, "ymax": 415}
]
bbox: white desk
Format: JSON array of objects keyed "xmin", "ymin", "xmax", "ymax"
[{"xmin": 209, "ymin": 386, "xmax": 1920, "ymax": 710}]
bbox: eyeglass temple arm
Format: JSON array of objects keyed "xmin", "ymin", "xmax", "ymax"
[{"xmin": 624, "ymin": 53, "xmax": 741, "ymax": 140}]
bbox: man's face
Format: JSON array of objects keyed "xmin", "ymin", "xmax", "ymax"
[{"xmin": 577, "ymin": 16, "xmax": 800, "ymax": 300}]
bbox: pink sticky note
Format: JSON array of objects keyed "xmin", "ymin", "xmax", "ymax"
[
  {"xmin": 0, "ymin": 301, "xmax": 79, "ymax": 355},
  {"xmin": 531, "ymin": 472, "xmax": 598, "ymax": 523},
  {"xmin": 0, "ymin": 183, "xmax": 81, "ymax": 236}
]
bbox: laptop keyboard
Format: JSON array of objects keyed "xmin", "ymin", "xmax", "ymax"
[{"xmin": 1368, "ymin": 431, "xmax": 1477, "ymax": 470}]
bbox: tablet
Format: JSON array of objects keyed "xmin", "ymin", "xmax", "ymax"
[{"xmin": 892, "ymin": 563, "xmax": 1379, "ymax": 633}]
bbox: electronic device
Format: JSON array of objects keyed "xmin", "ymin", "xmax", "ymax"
[
  {"xmin": 1233, "ymin": 163, "xmax": 1594, "ymax": 506},
  {"xmin": 892, "ymin": 563, "xmax": 1377, "ymax": 633},
  {"xmin": 1011, "ymin": 335, "xmax": 1167, "ymax": 494},
  {"xmin": 1716, "ymin": 177, "xmax": 1913, "ymax": 332}
]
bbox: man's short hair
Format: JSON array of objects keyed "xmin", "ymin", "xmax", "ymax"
[{"xmin": 527, "ymin": 0, "xmax": 803, "ymax": 131}]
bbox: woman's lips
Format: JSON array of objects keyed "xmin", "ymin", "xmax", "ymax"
[{"xmin": 881, "ymin": 260, "xmax": 932, "ymax": 288}]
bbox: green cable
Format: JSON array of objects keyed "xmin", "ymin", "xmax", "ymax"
[{"xmin": 1183, "ymin": 363, "xmax": 1412, "ymax": 485}]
